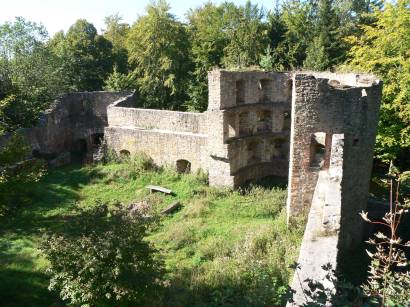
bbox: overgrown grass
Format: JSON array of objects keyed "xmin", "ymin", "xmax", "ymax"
[{"xmin": 0, "ymin": 159, "xmax": 304, "ymax": 306}]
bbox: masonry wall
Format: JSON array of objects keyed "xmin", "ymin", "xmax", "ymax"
[
  {"xmin": 207, "ymin": 70, "xmax": 292, "ymax": 186},
  {"xmin": 339, "ymin": 83, "xmax": 382, "ymax": 250},
  {"xmin": 104, "ymin": 127, "xmax": 207, "ymax": 172},
  {"xmin": 0, "ymin": 91, "xmax": 132, "ymax": 164},
  {"xmin": 108, "ymin": 106, "xmax": 204, "ymax": 134},
  {"xmin": 105, "ymin": 97, "xmax": 208, "ymax": 172},
  {"xmin": 287, "ymin": 73, "xmax": 382, "ymax": 250}
]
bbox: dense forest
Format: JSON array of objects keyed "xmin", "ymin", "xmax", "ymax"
[{"xmin": 0, "ymin": 0, "xmax": 409, "ymax": 164}]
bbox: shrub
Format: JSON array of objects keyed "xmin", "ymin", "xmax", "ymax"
[
  {"xmin": 360, "ymin": 164, "xmax": 410, "ymax": 306},
  {"xmin": 41, "ymin": 204, "xmax": 165, "ymax": 306},
  {"xmin": 0, "ymin": 133, "xmax": 46, "ymax": 215}
]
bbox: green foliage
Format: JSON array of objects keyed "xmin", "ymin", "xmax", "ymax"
[
  {"xmin": 303, "ymin": 37, "xmax": 330, "ymax": 71},
  {"xmin": 0, "ymin": 17, "xmax": 47, "ymax": 60},
  {"xmin": 186, "ymin": 1, "xmax": 268, "ymax": 111},
  {"xmin": 185, "ymin": 2, "xmax": 226, "ymax": 111},
  {"xmin": 41, "ymin": 204, "xmax": 165, "ymax": 306},
  {"xmin": 126, "ymin": 0, "xmax": 191, "ymax": 109},
  {"xmin": 103, "ymin": 13, "xmax": 130, "ymax": 74},
  {"xmin": 270, "ymin": 0, "xmax": 315, "ymax": 69},
  {"xmin": 0, "ymin": 160, "xmax": 303, "ymax": 306},
  {"xmin": 303, "ymin": 0, "xmax": 342, "ymax": 70},
  {"xmin": 360, "ymin": 166, "xmax": 410, "ymax": 306},
  {"xmin": 0, "ymin": 133, "xmax": 46, "ymax": 215},
  {"xmin": 221, "ymin": 2, "xmax": 269, "ymax": 69},
  {"xmin": 0, "ymin": 18, "xmax": 70, "ymax": 131},
  {"xmin": 103, "ymin": 66, "xmax": 135, "ymax": 91},
  {"xmin": 259, "ymin": 45, "xmax": 275, "ymax": 70},
  {"xmin": 268, "ymin": 0, "xmax": 372, "ymax": 70},
  {"xmin": 345, "ymin": 0, "xmax": 410, "ymax": 162},
  {"xmin": 152, "ymin": 184, "xmax": 304, "ymax": 306},
  {"xmin": 0, "ymin": 133, "xmax": 29, "ymax": 165},
  {"xmin": 50, "ymin": 19, "xmax": 114, "ymax": 91}
]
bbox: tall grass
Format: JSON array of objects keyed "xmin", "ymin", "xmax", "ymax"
[{"xmin": 0, "ymin": 156, "xmax": 304, "ymax": 306}]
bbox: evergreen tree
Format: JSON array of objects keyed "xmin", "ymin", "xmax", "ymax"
[{"xmin": 303, "ymin": 0, "xmax": 341, "ymax": 70}]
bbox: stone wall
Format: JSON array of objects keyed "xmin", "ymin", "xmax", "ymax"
[
  {"xmin": 286, "ymin": 73, "xmax": 382, "ymax": 251},
  {"xmin": 108, "ymin": 105, "xmax": 204, "ymax": 134},
  {"xmin": 207, "ymin": 70, "xmax": 292, "ymax": 186},
  {"xmin": 2, "ymin": 91, "xmax": 132, "ymax": 162},
  {"xmin": 105, "ymin": 127, "xmax": 207, "ymax": 172}
]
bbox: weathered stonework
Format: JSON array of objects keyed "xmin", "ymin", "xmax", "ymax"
[
  {"xmin": 9, "ymin": 91, "xmax": 132, "ymax": 163},
  {"xmin": 2, "ymin": 70, "xmax": 382, "ymax": 302},
  {"xmin": 287, "ymin": 73, "xmax": 382, "ymax": 250},
  {"xmin": 104, "ymin": 70, "xmax": 293, "ymax": 187}
]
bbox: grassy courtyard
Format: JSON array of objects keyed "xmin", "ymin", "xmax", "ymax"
[{"xmin": 0, "ymin": 160, "xmax": 304, "ymax": 306}]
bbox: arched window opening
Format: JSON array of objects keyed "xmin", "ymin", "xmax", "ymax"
[
  {"xmin": 239, "ymin": 112, "xmax": 249, "ymax": 136},
  {"xmin": 72, "ymin": 139, "xmax": 88, "ymax": 163},
  {"xmin": 259, "ymin": 79, "xmax": 272, "ymax": 102},
  {"xmin": 92, "ymin": 133, "xmax": 104, "ymax": 148},
  {"xmin": 283, "ymin": 111, "xmax": 291, "ymax": 131},
  {"xmin": 32, "ymin": 149, "xmax": 40, "ymax": 158},
  {"xmin": 176, "ymin": 159, "xmax": 191, "ymax": 173},
  {"xmin": 119, "ymin": 150, "xmax": 131, "ymax": 159},
  {"xmin": 257, "ymin": 110, "xmax": 272, "ymax": 132},
  {"xmin": 310, "ymin": 133, "xmax": 327, "ymax": 169},
  {"xmin": 247, "ymin": 140, "xmax": 262, "ymax": 164},
  {"xmin": 271, "ymin": 138, "xmax": 286, "ymax": 160},
  {"xmin": 226, "ymin": 113, "xmax": 237, "ymax": 139},
  {"xmin": 75, "ymin": 139, "xmax": 87, "ymax": 155},
  {"xmin": 236, "ymin": 80, "xmax": 245, "ymax": 105}
]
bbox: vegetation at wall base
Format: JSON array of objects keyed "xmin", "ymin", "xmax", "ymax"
[{"xmin": 0, "ymin": 158, "xmax": 304, "ymax": 306}]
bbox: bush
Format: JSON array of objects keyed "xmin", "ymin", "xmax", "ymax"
[
  {"xmin": 0, "ymin": 133, "xmax": 46, "ymax": 215},
  {"xmin": 41, "ymin": 204, "xmax": 165, "ymax": 306}
]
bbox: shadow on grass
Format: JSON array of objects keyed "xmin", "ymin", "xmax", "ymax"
[
  {"xmin": 240, "ymin": 175, "xmax": 288, "ymax": 191},
  {"xmin": 0, "ymin": 268, "xmax": 62, "ymax": 307},
  {"xmin": 0, "ymin": 163, "xmax": 104, "ymax": 306},
  {"xmin": 0, "ymin": 239, "xmax": 62, "ymax": 306}
]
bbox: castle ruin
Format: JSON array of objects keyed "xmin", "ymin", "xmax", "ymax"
[{"xmin": 7, "ymin": 69, "xmax": 382, "ymax": 305}]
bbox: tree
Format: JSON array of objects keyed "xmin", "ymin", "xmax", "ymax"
[
  {"xmin": 0, "ymin": 18, "xmax": 70, "ymax": 131},
  {"xmin": 271, "ymin": 0, "xmax": 315, "ymax": 69},
  {"xmin": 103, "ymin": 13, "xmax": 130, "ymax": 74},
  {"xmin": 186, "ymin": 2, "xmax": 227, "ymax": 111},
  {"xmin": 265, "ymin": 4, "xmax": 288, "ymax": 71},
  {"xmin": 0, "ymin": 133, "xmax": 46, "ymax": 215},
  {"xmin": 126, "ymin": 0, "xmax": 191, "ymax": 109},
  {"xmin": 303, "ymin": 36, "xmax": 330, "ymax": 70},
  {"xmin": 50, "ymin": 19, "xmax": 114, "ymax": 91},
  {"xmin": 345, "ymin": 0, "xmax": 410, "ymax": 163},
  {"xmin": 222, "ymin": 1, "xmax": 269, "ymax": 68},
  {"xmin": 103, "ymin": 66, "xmax": 135, "ymax": 91},
  {"xmin": 303, "ymin": 0, "xmax": 336, "ymax": 70},
  {"xmin": 186, "ymin": 1, "xmax": 268, "ymax": 111}
]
